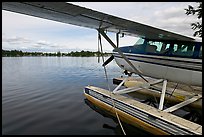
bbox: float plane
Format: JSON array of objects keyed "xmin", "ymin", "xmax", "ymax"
[{"xmin": 3, "ymin": 2, "xmax": 202, "ymax": 135}]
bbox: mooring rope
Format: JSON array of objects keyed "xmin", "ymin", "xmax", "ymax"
[{"xmin": 98, "ymin": 32, "xmax": 126, "ymax": 135}]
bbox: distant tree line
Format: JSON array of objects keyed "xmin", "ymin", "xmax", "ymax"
[{"xmin": 2, "ymin": 49, "xmax": 111, "ymax": 57}]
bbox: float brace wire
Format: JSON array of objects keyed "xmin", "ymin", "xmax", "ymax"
[{"xmin": 98, "ymin": 31, "xmax": 126, "ymax": 135}]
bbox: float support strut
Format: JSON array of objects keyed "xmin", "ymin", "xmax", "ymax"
[
  {"xmin": 159, "ymin": 80, "xmax": 167, "ymax": 110},
  {"xmin": 98, "ymin": 29, "xmax": 148, "ymax": 83}
]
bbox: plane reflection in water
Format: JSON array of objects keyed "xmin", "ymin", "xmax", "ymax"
[{"xmin": 84, "ymin": 99, "xmax": 151, "ymax": 135}]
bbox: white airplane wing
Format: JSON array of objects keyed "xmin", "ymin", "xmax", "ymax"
[{"xmin": 2, "ymin": 2, "xmax": 195, "ymax": 41}]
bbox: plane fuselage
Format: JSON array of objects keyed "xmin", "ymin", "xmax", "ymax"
[{"xmin": 113, "ymin": 38, "xmax": 202, "ymax": 86}]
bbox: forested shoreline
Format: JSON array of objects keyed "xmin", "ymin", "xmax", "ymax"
[{"xmin": 2, "ymin": 49, "xmax": 111, "ymax": 57}]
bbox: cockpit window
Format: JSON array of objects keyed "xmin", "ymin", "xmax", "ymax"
[
  {"xmin": 133, "ymin": 38, "xmax": 145, "ymax": 45},
  {"xmin": 145, "ymin": 40, "xmax": 170, "ymax": 54},
  {"xmin": 132, "ymin": 38, "xmax": 146, "ymax": 53}
]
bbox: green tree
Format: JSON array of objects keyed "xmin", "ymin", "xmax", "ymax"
[
  {"xmin": 185, "ymin": 2, "xmax": 202, "ymax": 37},
  {"xmin": 57, "ymin": 51, "xmax": 61, "ymax": 57}
]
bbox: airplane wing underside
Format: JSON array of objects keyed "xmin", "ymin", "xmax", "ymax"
[{"xmin": 2, "ymin": 2, "xmax": 195, "ymax": 41}]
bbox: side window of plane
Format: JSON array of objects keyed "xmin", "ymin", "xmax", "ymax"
[
  {"xmin": 145, "ymin": 41, "xmax": 170, "ymax": 55},
  {"xmin": 146, "ymin": 44, "xmax": 157, "ymax": 53},
  {"xmin": 160, "ymin": 43, "xmax": 170, "ymax": 54},
  {"xmin": 172, "ymin": 43, "xmax": 195, "ymax": 57},
  {"xmin": 199, "ymin": 46, "xmax": 202, "ymax": 58},
  {"xmin": 172, "ymin": 44, "xmax": 184, "ymax": 56},
  {"xmin": 145, "ymin": 41, "xmax": 159, "ymax": 54}
]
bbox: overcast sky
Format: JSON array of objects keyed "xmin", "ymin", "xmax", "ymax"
[{"xmin": 2, "ymin": 2, "xmax": 200, "ymax": 53}]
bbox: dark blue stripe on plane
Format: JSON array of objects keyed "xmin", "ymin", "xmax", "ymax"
[{"xmin": 114, "ymin": 55, "xmax": 202, "ymax": 72}]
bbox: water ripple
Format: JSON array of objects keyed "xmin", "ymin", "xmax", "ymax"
[{"xmin": 2, "ymin": 57, "xmax": 147, "ymax": 135}]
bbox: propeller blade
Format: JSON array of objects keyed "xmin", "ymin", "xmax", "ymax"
[{"xmin": 102, "ymin": 55, "xmax": 114, "ymax": 66}]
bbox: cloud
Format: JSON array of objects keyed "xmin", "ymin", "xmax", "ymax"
[
  {"xmin": 2, "ymin": 2, "xmax": 200, "ymax": 52},
  {"xmin": 71, "ymin": 2, "xmax": 199, "ymax": 37},
  {"xmin": 2, "ymin": 35, "xmax": 32, "ymax": 44},
  {"xmin": 125, "ymin": 2, "xmax": 198, "ymax": 36},
  {"xmin": 150, "ymin": 4, "xmax": 198, "ymax": 36},
  {"xmin": 2, "ymin": 34, "xmax": 56, "ymax": 51},
  {"xmin": 36, "ymin": 40, "xmax": 51, "ymax": 46},
  {"xmin": 2, "ymin": 33, "xmax": 103, "ymax": 52},
  {"xmin": 2, "ymin": 10, "xmax": 82, "ymax": 36}
]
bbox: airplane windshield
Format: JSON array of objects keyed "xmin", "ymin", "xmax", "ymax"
[{"xmin": 134, "ymin": 38, "xmax": 145, "ymax": 45}]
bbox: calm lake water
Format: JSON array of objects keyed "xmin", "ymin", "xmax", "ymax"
[{"xmin": 2, "ymin": 57, "xmax": 150, "ymax": 135}]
